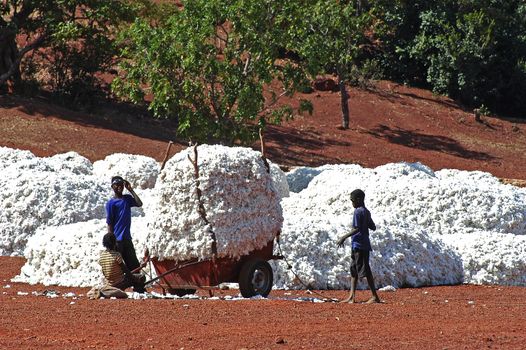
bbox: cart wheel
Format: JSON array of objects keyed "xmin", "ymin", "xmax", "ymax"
[
  {"xmin": 238, "ymin": 259, "xmax": 273, "ymax": 298},
  {"xmin": 169, "ymin": 289, "xmax": 197, "ymax": 297}
]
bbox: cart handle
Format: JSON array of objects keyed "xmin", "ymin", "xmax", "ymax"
[{"xmin": 143, "ymin": 259, "xmax": 204, "ymax": 286}]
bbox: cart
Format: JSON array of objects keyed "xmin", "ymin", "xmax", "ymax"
[
  {"xmin": 149, "ymin": 140, "xmax": 282, "ymax": 298},
  {"xmin": 145, "ymin": 237, "xmax": 282, "ymax": 298}
]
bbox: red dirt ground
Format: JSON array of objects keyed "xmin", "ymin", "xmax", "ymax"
[
  {"xmin": 1, "ymin": 82, "xmax": 526, "ymax": 349},
  {"xmin": 1, "ymin": 257, "xmax": 526, "ymax": 349}
]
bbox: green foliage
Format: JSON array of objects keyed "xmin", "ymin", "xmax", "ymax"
[
  {"xmin": 376, "ymin": 0, "xmax": 526, "ymax": 116},
  {"xmin": 290, "ymin": 1, "xmax": 374, "ymax": 79},
  {"xmin": 0, "ymin": 0, "xmax": 145, "ymax": 104},
  {"xmin": 348, "ymin": 59, "xmax": 383, "ymax": 88},
  {"xmin": 5, "ymin": 0, "xmax": 525, "ymax": 121},
  {"xmin": 478, "ymin": 104, "xmax": 491, "ymax": 116},
  {"xmin": 113, "ymin": 0, "xmax": 308, "ymax": 145},
  {"xmin": 286, "ymin": 0, "xmax": 380, "ymax": 129}
]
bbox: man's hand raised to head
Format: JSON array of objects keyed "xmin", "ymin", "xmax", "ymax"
[{"xmin": 125, "ymin": 179, "xmax": 143, "ymax": 207}]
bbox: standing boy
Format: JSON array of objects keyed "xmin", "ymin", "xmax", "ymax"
[
  {"xmin": 337, "ymin": 189, "xmax": 381, "ymax": 304},
  {"xmin": 106, "ymin": 175, "xmax": 143, "ymax": 271}
]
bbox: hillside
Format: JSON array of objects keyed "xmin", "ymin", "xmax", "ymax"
[{"xmin": 1, "ymin": 80, "xmax": 526, "ymax": 181}]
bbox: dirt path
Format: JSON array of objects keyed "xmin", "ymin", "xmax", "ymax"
[{"xmin": 1, "ymin": 257, "xmax": 525, "ymax": 349}]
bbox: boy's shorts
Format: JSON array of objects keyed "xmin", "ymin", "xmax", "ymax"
[{"xmin": 350, "ymin": 249, "xmax": 372, "ymax": 278}]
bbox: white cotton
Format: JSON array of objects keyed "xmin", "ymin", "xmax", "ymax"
[
  {"xmin": 2, "ymin": 145, "xmax": 526, "ymax": 290},
  {"xmin": 269, "ymin": 161, "xmax": 290, "ymax": 198},
  {"xmin": 45, "ymin": 152, "xmax": 94, "ymax": 175},
  {"xmin": 13, "ymin": 217, "xmax": 151, "ymax": 287},
  {"xmin": 93, "ymin": 153, "xmax": 160, "ymax": 189},
  {"xmin": 0, "ymin": 148, "xmax": 109, "ymax": 256},
  {"xmin": 146, "ymin": 145, "xmax": 283, "ymax": 261},
  {"xmin": 272, "ymin": 218, "xmax": 463, "ymax": 290},
  {"xmin": 286, "ymin": 164, "xmax": 350, "ymax": 193},
  {"xmin": 273, "ymin": 162, "xmax": 526, "ymax": 289},
  {"xmin": 448, "ymin": 232, "xmax": 526, "ymax": 285}
]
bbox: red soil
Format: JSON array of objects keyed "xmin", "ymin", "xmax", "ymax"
[{"xmin": 1, "ymin": 257, "xmax": 525, "ymax": 349}]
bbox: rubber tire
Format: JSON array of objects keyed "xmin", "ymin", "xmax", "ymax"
[
  {"xmin": 169, "ymin": 288, "xmax": 197, "ymax": 297},
  {"xmin": 238, "ymin": 259, "xmax": 273, "ymax": 298}
]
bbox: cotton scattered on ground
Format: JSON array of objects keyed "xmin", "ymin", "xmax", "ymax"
[{"xmin": 3, "ymin": 146, "xmax": 526, "ymax": 291}]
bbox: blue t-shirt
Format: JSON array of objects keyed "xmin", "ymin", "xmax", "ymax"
[
  {"xmin": 105, "ymin": 194, "xmax": 139, "ymax": 241},
  {"xmin": 351, "ymin": 206, "xmax": 376, "ymax": 251}
]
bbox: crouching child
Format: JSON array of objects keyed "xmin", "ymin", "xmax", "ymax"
[{"xmin": 99, "ymin": 232, "xmax": 146, "ymax": 297}]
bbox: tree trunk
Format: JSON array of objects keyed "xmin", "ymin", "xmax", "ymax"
[
  {"xmin": 0, "ymin": 32, "xmax": 21, "ymax": 92},
  {"xmin": 0, "ymin": 33, "xmax": 46, "ymax": 92},
  {"xmin": 337, "ymin": 71, "xmax": 350, "ymax": 129},
  {"xmin": 356, "ymin": 0, "xmax": 369, "ymax": 15}
]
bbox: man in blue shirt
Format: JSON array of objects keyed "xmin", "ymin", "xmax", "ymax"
[
  {"xmin": 337, "ymin": 189, "xmax": 380, "ymax": 304},
  {"xmin": 106, "ymin": 176, "xmax": 143, "ymax": 275}
]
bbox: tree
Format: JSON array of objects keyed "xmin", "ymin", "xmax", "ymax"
[
  {"xmin": 291, "ymin": 0, "xmax": 376, "ymax": 129},
  {"xmin": 411, "ymin": 1, "xmax": 526, "ymax": 114},
  {"xmin": 0, "ymin": 0, "xmax": 141, "ymax": 99},
  {"xmin": 376, "ymin": 0, "xmax": 526, "ymax": 117},
  {"xmin": 113, "ymin": 0, "xmax": 310, "ymax": 145}
]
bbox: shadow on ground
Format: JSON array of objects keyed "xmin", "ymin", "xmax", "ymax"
[
  {"xmin": 367, "ymin": 124, "xmax": 495, "ymax": 161},
  {"xmin": 0, "ymin": 95, "xmax": 181, "ymax": 144},
  {"xmin": 264, "ymin": 125, "xmax": 351, "ymax": 166}
]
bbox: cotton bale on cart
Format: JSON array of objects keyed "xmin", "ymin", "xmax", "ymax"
[{"xmin": 144, "ymin": 144, "xmax": 283, "ymax": 298}]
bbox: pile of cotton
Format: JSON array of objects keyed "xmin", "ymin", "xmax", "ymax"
[
  {"xmin": 5, "ymin": 142, "xmax": 526, "ymax": 290},
  {"xmin": 93, "ymin": 153, "xmax": 160, "ymax": 189},
  {"xmin": 0, "ymin": 147, "xmax": 37, "ymax": 170},
  {"xmin": 0, "ymin": 148, "xmax": 93, "ymax": 175},
  {"xmin": 274, "ymin": 162, "xmax": 526, "ymax": 288},
  {"xmin": 369, "ymin": 167, "xmax": 526, "ymax": 236},
  {"xmin": 13, "ymin": 217, "xmax": 151, "ymax": 287},
  {"xmin": 146, "ymin": 145, "xmax": 283, "ymax": 261},
  {"xmin": 449, "ymin": 232, "xmax": 526, "ymax": 285},
  {"xmin": 273, "ymin": 218, "xmax": 463, "ymax": 289},
  {"xmin": 286, "ymin": 164, "xmax": 338, "ymax": 193},
  {"xmin": 45, "ymin": 152, "xmax": 94, "ymax": 175},
  {"xmin": 0, "ymin": 149, "xmax": 109, "ymax": 256},
  {"xmin": 269, "ymin": 162, "xmax": 289, "ymax": 198}
]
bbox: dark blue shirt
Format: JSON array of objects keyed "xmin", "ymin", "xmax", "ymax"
[
  {"xmin": 351, "ymin": 206, "xmax": 376, "ymax": 251},
  {"xmin": 105, "ymin": 194, "xmax": 139, "ymax": 241}
]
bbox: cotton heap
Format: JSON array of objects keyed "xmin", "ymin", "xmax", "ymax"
[
  {"xmin": 0, "ymin": 148, "xmax": 108, "ymax": 256},
  {"xmin": 13, "ymin": 218, "xmax": 151, "ymax": 287},
  {"xmin": 4, "ymin": 144, "xmax": 526, "ymax": 291},
  {"xmin": 93, "ymin": 153, "xmax": 160, "ymax": 189},
  {"xmin": 146, "ymin": 145, "xmax": 283, "ymax": 261},
  {"xmin": 274, "ymin": 162, "xmax": 526, "ymax": 289}
]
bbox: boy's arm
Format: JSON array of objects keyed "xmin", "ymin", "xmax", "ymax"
[
  {"xmin": 119, "ymin": 262, "xmax": 134, "ymax": 279},
  {"xmin": 124, "ymin": 180, "xmax": 143, "ymax": 207},
  {"xmin": 369, "ymin": 218, "xmax": 376, "ymax": 231},
  {"xmin": 105, "ymin": 202, "xmax": 114, "ymax": 234},
  {"xmin": 337, "ymin": 227, "xmax": 359, "ymax": 248}
]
